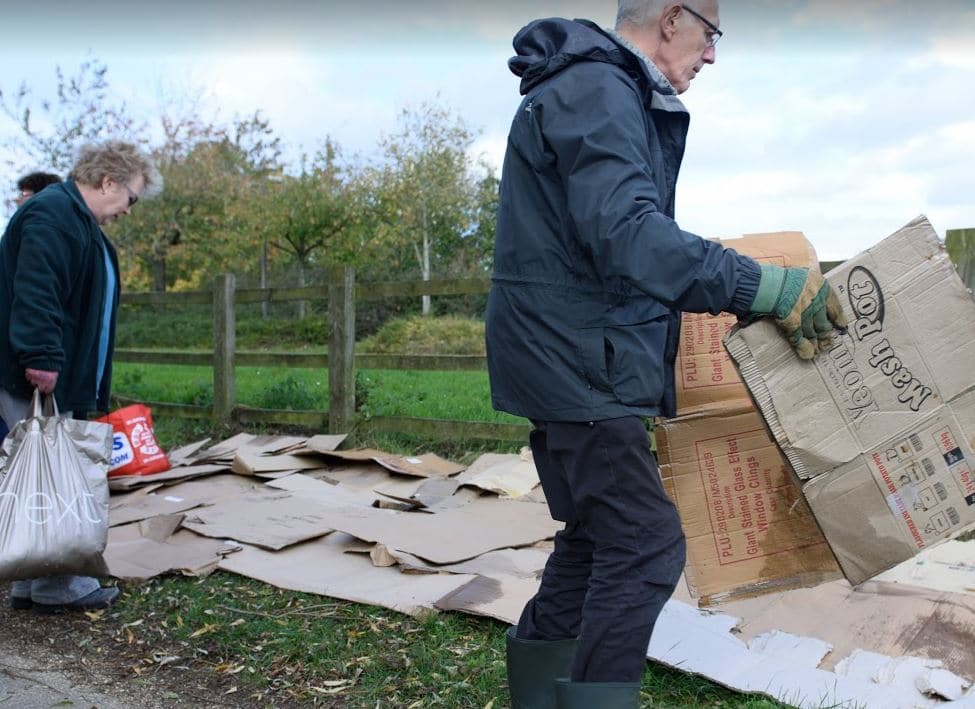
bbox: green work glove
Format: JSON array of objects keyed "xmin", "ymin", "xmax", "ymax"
[{"xmin": 749, "ymin": 264, "xmax": 849, "ymax": 360}]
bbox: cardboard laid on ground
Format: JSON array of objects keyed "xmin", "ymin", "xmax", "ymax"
[
  {"xmin": 105, "ymin": 514, "xmax": 240, "ymax": 580},
  {"xmin": 874, "ymin": 539, "xmax": 975, "ymax": 595},
  {"xmin": 726, "ymin": 215, "xmax": 975, "ymax": 584},
  {"xmin": 657, "ymin": 229, "xmax": 840, "ymax": 602},
  {"xmin": 715, "ymin": 576, "xmax": 975, "ymax": 680},
  {"xmin": 154, "ymin": 473, "xmax": 267, "ymax": 503},
  {"xmin": 675, "ymin": 231, "xmax": 819, "ymax": 414},
  {"xmin": 317, "ymin": 465, "xmax": 437, "ymax": 504},
  {"xmin": 374, "ymin": 476, "xmax": 462, "ymax": 509},
  {"xmin": 265, "ymin": 472, "xmax": 386, "ymax": 507},
  {"xmin": 315, "ymin": 449, "xmax": 464, "ymax": 478},
  {"xmin": 455, "ymin": 449, "xmax": 540, "ymax": 498},
  {"xmin": 658, "ymin": 401, "xmax": 842, "ymax": 602},
  {"xmin": 219, "ymin": 532, "xmax": 477, "ymax": 617},
  {"xmin": 375, "ymin": 544, "xmax": 550, "ymax": 579},
  {"xmin": 431, "ymin": 564, "xmax": 975, "ymax": 707},
  {"xmin": 230, "ymin": 451, "xmax": 326, "ymax": 476},
  {"xmin": 99, "ymin": 430, "xmax": 975, "ymax": 707},
  {"xmin": 108, "ymin": 463, "xmax": 230, "ymax": 491},
  {"xmin": 264, "ymin": 493, "xmax": 558, "ymax": 564},
  {"xmin": 293, "ymin": 434, "xmax": 347, "ymax": 454},
  {"xmin": 109, "ymin": 490, "xmax": 208, "ymax": 527},
  {"xmin": 180, "ymin": 491, "xmax": 337, "ymax": 550}
]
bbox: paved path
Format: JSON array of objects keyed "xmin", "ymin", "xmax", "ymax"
[{"xmin": 0, "ymin": 649, "xmax": 128, "ymax": 709}]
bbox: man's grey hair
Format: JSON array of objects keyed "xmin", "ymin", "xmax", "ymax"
[
  {"xmin": 616, "ymin": 0, "xmax": 704, "ymax": 29},
  {"xmin": 69, "ymin": 140, "xmax": 161, "ymax": 195}
]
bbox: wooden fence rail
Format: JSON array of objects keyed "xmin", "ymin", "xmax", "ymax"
[
  {"xmin": 115, "ymin": 270, "xmax": 524, "ymax": 442},
  {"xmin": 116, "ymin": 244, "xmax": 975, "ymax": 442}
]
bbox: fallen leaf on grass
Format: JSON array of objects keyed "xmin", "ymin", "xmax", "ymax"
[
  {"xmin": 308, "ymin": 680, "xmax": 353, "ymax": 696},
  {"xmin": 189, "ymin": 622, "xmax": 220, "ymax": 638}
]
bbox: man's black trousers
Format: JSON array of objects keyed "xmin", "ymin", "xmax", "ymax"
[{"xmin": 515, "ymin": 417, "xmax": 686, "ymax": 683}]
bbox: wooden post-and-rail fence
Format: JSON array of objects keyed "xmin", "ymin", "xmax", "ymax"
[
  {"xmin": 114, "ymin": 268, "xmax": 532, "ymax": 443},
  {"xmin": 114, "ymin": 241, "xmax": 975, "ymax": 443}
]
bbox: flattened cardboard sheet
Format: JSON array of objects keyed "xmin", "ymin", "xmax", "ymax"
[
  {"xmin": 717, "ymin": 577, "xmax": 975, "ymax": 680},
  {"xmin": 376, "ymin": 544, "xmax": 550, "ymax": 579},
  {"xmin": 106, "ymin": 515, "xmax": 239, "ymax": 580},
  {"xmin": 457, "ymin": 455, "xmax": 539, "ymax": 498},
  {"xmin": 297, "ymin": 497, "xmax": 560, "ymax": 565},
  {"xmin": 108, "ymin": 463, "xmax": 229, "ymax": 491},
  {"xmin": 219, "ymin": 532, "xmax": 475, "ymax": 617},
  {"xmin": 166, "ymin": 438, "xmax": 212, "ymax": 466},
  {"xmin": 231, "ymin": 451, "xmax": 325, "ymax": 476},
  {"xmin": 435, "ymin": 574, "xmax": 540, "ymax": 624},
  {"xmin": 294, "ymin": 434, "xmax": 348, "ymax": 454},
  {"xmin": 151, "ymin": 473, "xmax": 265, "ymax": 503},
  {"xmin": 109, "ymin": 491, "xmax": 207, "ymax": 527},
  {"xmin": 180, "ymin": 492, "xmax": 336, "ymax": 550},
  {"xmin": 318, "ymin": 449, "xmax": 464, "ymax": 478}
]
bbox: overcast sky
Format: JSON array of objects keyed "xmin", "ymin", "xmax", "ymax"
[{"xmin": 0, "ymin": 0, "xmax": 972, "ymax": 260}]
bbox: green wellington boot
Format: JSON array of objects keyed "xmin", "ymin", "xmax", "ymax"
[
  {"xmin": 553, "ymin": 678, "xmax": 641, "ymax": 708},
  {"xmin": 506, "ymin": 626, "xmax": 578, "ymax": 709}
]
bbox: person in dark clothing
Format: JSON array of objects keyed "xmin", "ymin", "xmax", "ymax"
[
  {"xmin": 0, "ymin": 141, "xmax": 155, "ymax": 613},
  {"xmin": 486, "ymin": 2, "xmax": 846, "ymax": 707},
  {"xmin": 0, "ymin": 171, "xmax": 64, "ymax": 439},
  {"xmin": 14, "ymin": 171, "xmax": 62, "ymax": 208}
]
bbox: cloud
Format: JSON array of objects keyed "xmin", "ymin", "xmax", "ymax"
[
  {"xmin": 920, "ymin": 30, "xmax": 975, "ymax": 70},
  {"xmin": 468, "ymin": 132, "xmax": 507, "ymax": 174}
]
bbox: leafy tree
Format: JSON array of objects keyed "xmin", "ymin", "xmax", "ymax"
[
  {"xmin": 0, "ymin": 57, "xmax": 145, "ymax": 177},
  {"xmin": 372, "ymin": 101, "xmax": 482, "ymax": 315},
  {"xmin": 246, "ymin": 139, "xmax": 364, "ymax": 318},
  {"xmin": 113, "ymin": 111, "xmax": 282, "ymax": 291}
]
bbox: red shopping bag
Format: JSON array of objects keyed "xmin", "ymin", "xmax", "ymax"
[{"xmin": 95, "ymin": 404, "xmax": 170, "ymax": 477}]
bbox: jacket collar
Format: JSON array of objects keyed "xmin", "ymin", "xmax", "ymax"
[
  {"xmin": 605, "ymin": 28, "xmax": 689, "ymax": 115},
  {"xmin": 59, "ymin": 180, "xmax": 101, "ymax": 227},
  {"xmin": 607, "ymin": 29, "xmax": 675, "ymax": 94}
]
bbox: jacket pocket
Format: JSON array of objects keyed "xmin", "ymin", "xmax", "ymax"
[{"xmin": 602, "ymin": 315, "xmax": 668, "ymax": 408}]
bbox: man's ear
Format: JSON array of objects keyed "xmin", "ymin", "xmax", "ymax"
[{"xmin": 661, "ymin": 3, "xmax": 683, "ymax": 41}]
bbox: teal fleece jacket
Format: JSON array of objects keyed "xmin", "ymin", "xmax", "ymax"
[{"xmin": 0, "ymin": 181, "xmax": 120, "ymax": 413}]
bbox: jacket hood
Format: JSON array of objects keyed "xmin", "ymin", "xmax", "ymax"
[{"xmin": 509, "ymin": 18, "xmax": 671, "ymax": 96}]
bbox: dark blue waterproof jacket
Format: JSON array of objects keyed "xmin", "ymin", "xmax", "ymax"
[
  {"xmin": 0, "ymin": 181, "xmax": 119, "ymax": 413},
  {"xmin": 485, "ymin": 18, "xmax": 761, "ymax": 422}
]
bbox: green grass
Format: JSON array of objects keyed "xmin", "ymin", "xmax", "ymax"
[
  {"xmin": 113, "ymin": 363, "xmax": 522, "ymax": 424},
  {"xmin": 107, "ymin": 573, "xmax": 786, "ymax": 708}
]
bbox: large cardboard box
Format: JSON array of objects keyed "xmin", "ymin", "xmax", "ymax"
[
  {"xmin": 725, "ymin": 215, "xmax": 975, "ymax": 585},
  {"xmin": 658, "ymin": 231, "xmax": 842, "ymax": 602},
  {"xmin": 676, "ymin": 232, "xmax": 819, "ymax": 414}
]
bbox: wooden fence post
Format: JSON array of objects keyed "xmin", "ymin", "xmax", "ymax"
[
  {"xmin": 947, "ymin": 228, "xmax": 975, "ymax": 294},
  {"xmin": 328, "ymin": 266, "xmax": 356, "ymax": 434},
  {"xmin": 213, "ymin": 273, "xmax": 236, "ymax": 425}
]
